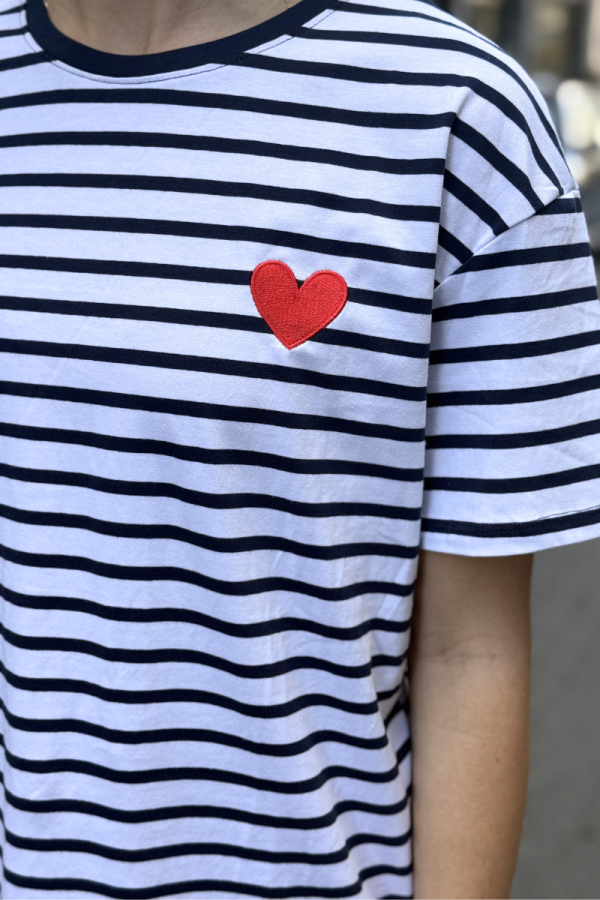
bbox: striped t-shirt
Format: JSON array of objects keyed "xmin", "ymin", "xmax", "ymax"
[{"xmin": 1, "ymin": 0, "xmax": 600, "ymax": 896}]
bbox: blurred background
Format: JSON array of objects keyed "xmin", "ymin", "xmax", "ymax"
[{"xmin": 434, "ymin": 2, "xmax": 600, "ymax": 896}]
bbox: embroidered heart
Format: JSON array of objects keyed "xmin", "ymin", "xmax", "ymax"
[{"xmin": 251, "ymin": 261, "xmax": 348, "ymax": 349}]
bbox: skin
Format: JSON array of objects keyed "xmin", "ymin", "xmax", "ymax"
[
  {"xmin": 410, "ymin": 551, "xmax": 533, "ymax": 898},
  {"xmin": 43, "ymin": 0, "xmax": 304, "ymax": 54},
  {"xmin": 41, "ymin": 4, "xmax": 535, "ymax": 896}
]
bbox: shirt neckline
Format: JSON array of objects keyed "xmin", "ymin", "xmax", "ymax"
[{"xmin": 26, "ymin": 0, "xmax": 332, "ymax": 78}]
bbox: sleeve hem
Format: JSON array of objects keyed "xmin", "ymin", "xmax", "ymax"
[{"xmin": 420, "ymin": 506, "xmax": 600, "ymax": 557}]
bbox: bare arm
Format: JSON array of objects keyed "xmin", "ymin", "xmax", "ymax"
[{"xmin": 409, "ymin": 550, "xmax": 533, "ymax": 899}]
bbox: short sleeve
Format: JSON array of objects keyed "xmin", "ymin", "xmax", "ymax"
[{"xmin": 422, "ymin": 191, "xmax": 600, "ymax": 555}]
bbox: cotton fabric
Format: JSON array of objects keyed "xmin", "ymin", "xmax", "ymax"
[{"xmin": 0, "ymin": 0, "xmax": 599, "ymax": 896}]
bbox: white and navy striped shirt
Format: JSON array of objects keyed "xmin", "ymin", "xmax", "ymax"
[{"xmin": 1, "ymin": 0, "xmax": 599, "ymax": 896}]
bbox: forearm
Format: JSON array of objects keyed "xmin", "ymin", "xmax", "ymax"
[
  {"xmin": 410, "ymin": 551, "xmax": 533, "ymax": 899},
  {"xmin": 410, "ymin": 647, "xmax": 530, "ymax": 898}
]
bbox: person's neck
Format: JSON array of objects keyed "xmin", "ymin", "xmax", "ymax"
[{"xmin": 43, "ymin": 0, "xmax": 303, "ymax": 55}]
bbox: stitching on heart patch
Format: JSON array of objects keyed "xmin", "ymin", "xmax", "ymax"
[{"xmin": 251, "ymin": 260, "xmax": 348, "ymax": 349}]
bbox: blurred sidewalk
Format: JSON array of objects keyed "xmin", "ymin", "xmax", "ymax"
[{"xmin": 512, "ymin": 538, "xmax": 600, "ymax": 899}]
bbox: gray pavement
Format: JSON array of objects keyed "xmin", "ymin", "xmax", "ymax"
[{"xmin": 511, "ymin": 538, "xmax": 600, "ymax": 899}]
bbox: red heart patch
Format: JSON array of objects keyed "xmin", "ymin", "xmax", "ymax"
[{"xmin": 251, "ymin": 261, "xmax": 348, "ymax": 349}]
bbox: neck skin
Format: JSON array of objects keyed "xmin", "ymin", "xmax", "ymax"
[{"xmin": 43, "ymin": 0, "xmax": 304, "ymax": 55}]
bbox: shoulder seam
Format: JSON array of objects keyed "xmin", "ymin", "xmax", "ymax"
[{"xmin": 434, "ymin": 184, "xmax": 580, "ymax": 291}]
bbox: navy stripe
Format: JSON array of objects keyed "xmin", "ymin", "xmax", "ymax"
[
  {"xmin": 538, "ymin": 195, "xmax": 582, "ymax": 215},
  {"xmin": 437, "ymin": 225, "xmax": 472, "ymax": 264},
  {"xmin": 0, "ymin": 87, "xmax": 456, "ymax": 132},
  {"xmin": 0, "ymin": 340, "xmax": 428, "ymax": 403},
  {"xmin": 2, "ymin": 778, "xmax": 410, "ymax": 828},
  {"xmin": 0, "ymin": 500, "xmax": 414, "ymax": 560},
  {"xmin": 315, "ymin": 327, "xmax": 429, "ymax": 356},
  {"xmin": 0, "ymin": 262, "xmax": 431, "ymax": 316},
  {"xmin": 333, "ymin": 0, "xmax": 495, "ymax": 46},
  {"xmin": 2, "ymin": 701, "xmax": 391, "ymax": 756},
  {"xmin": 335, "ymin": 0, "xmax": 472, "ymax": 28},
  {"xmin": 422, "ymin": 504, "xmax": 600, "ymax": 538},
  {"xmin": 0, "ymin": 663, "xmax": 387, "ymax": 723},
  {"xmin": 0, "ymin": 172, "xmax": 440, "ymax": 223},
  {"xmin": 0, "ymin": 582, "xmax": 411, "ymax": 641},
  {"xmin": 0, "ymin": 621, "xmax": 406, "ymax": 682},
  {"xmin": 427, "ymin": 372, "xmax": 600, "ymax": 406},
  {"xmin": 0, "ymin": 292, "xmax": 270, "ymax": 330},
  {"xmin": 0, "ymin": 296, "xmax": 430, "ymax": 358},
  {"xmin": 0, "ymin": 129, "xmax": 445, "ymax": 176},
  {"xmin": 0, "ymin": 542, "xmax": 415, "ymax": 599},
  {"xmin": 443, "ymin": 169, "xmax": 507, "ymax": 236},
  {"xmin": 1, "ymin": 734, "xmax": 410, "ymax": 789},
  {"xmin": 0, "ymin": 252, "xmax": 254, "ymax": 284},
  {"xmin": 432, "ymin": 285, "xmax": 598, "ymax": 322},
  {"xmin": 429, "ymin": 329, "xmax": 600, "ymax": 364},
  {"xmin": 349, "ymin": 287, "xmax": 431, "ymax": 314},
  {"xmin": 0, "ymin": 817, "xmax": 410, "ymax": 866},
  {"xmin": 0, "ymin": 296, "xmax": 429, "ymax": 358},
  {"xmin": 425, "ymin": 462, "xmax": 600, "ymax": 494},
  {"xmin": 0, "ymin": 24, "xmax": 26, "ymax": 35},
  {"xmin": 0, "ymin": 49, "xmax": 45, "ymax": 70},
  {"xmin": 451, "ymin": 118, "xmax": 544, "ymax": 210},
  {"xmin": 453, "ymin": 242, "xmax": 592, "ymax": 274},
  {"xmin": 0, "ymin": 213, "xmax": 436, "ymax": 268},
  {"xmin": 426, "ymin": 417, "xmax": 600, "ymax": 450},
  {"xmin": 3, "ymin": 863, "xmax": 411, "ymax": 900}
]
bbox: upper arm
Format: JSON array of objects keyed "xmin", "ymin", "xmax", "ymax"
[{"xmin": 410, "ymin": 550, "xmax": 533, "ymax": 662}]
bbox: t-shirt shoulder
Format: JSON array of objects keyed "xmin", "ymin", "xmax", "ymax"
[
  {"xmin": 324, "ymin": 0, "xmax": 574, "ymax": 266},
  {"xmin": 0, "ymin": 1, "xmax": 33, "ymax": 67}
]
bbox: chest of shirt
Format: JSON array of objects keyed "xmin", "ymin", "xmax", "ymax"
[
  {"xmin": 5, "ymin": 128, "xmax": 437, "ymax": 361},
  {"xmin": 0, "ymin": 70, "xmax": 450, "ymax": 482}
]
